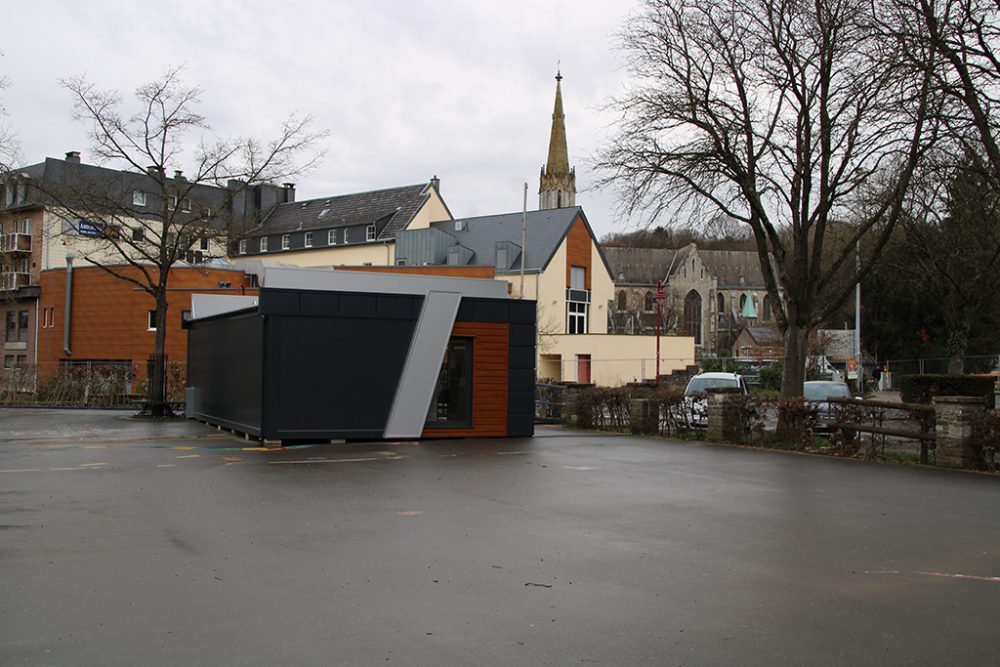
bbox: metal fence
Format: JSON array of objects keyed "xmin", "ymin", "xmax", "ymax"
[{"xmin": 0, "ymin": 359, "xmax": 187, "ymax": 408}]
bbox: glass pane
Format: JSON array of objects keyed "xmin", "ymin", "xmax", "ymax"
[{"xmin": 427, "ymin": 339, "xmax": 471, "ymax": 425}]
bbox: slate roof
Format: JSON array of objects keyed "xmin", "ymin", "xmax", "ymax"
[
  {"xmin": 252, "ymin": 183, "xmax": 434, "ymax": 239},
  {"xmin": 696, "ymin": 248, "xmax": 767, "ymax": 288},
  {"xmin": 743, "ymin": 326, "xmax": 784, "ymax": 346},
  {"xmin": 427, "ymin": 206, "xmax": 612, "ymax": 276},
  {"xmin": 603, "ymin": 247, "xmax": 678, "ymax": 285}
]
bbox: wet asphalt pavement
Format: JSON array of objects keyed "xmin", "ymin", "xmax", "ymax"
[{"xmin": 1, "ymin": 408, "xmax": 999, "ymax": 666}]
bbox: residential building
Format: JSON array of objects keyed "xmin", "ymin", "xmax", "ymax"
[
  {"xmin": 36, "ymin": 264, "xmax": 255, "ymax": 388},
  {"xmin": 231, "ymin": 178, "xmax": 453, "ymax": 266},
  {"xmin": 0, "ymin": 151, "xmax": 286, "ymax": 377}
]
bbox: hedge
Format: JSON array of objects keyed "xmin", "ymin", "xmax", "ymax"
[{"xmin": 898, "ymin": 374, "xmax": 996, "ymax": 405}]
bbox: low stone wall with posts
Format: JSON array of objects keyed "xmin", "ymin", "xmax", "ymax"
[
  {"xmin": 934, "ymin": 396, "xmax": 986, "ymax": 469},
  {"xmin": 707, "ymin": 387, "xmax": 745, "ymax": 443}
]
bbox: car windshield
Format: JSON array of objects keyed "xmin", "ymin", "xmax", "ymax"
[
  {"xmin": 686, "ymin": 376, "xmax": 739, "ymax": 394},
  {"xmin": 803, "ymin": 383, "xmax": 851, "ymax": 401}
]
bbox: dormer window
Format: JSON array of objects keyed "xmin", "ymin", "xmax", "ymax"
[
  {"xmin": 366, "ymin": 224, "xmax": 376, "ymax": 241},
  {"xmin": 132, "ymin": 191, "xmax": 146, "ymax": 206},
  {"xmin": 304, "ymin": 232, "xmax": 313, "ymax": 247},
  {"xmin": 328, "ymin": 229, "xmax": 337, "ymax": 245},
  {"xmin": 281, "ymin": 234, "xmax": 290, "ymax": 250},
  {"xmin": 260, "ymin": 237, "xmax": 268, "ymax": 252},
  {"xmin": 239, "ymin": 239, "xmax": 247, "ymax": 255}
]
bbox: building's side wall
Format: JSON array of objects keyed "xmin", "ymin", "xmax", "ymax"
[
  {"xmin": 589, "ymin": 239, "xmax": 613, "ymax": 336},
  {"xmin": 538, "ymin": 334, "xmax": 695, "ymax": 386},
  {"xmin": 404, "ymin": 188, "xmax": 453, "ymax": 230},
  {"xmin": 187, "ymin": 312, "xmax": 264, "ymax": 435},
  {"xmin": 37, "ymin": 266, "xmax": 254, "ymax": 380}
]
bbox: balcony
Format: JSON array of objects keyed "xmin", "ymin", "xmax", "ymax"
[
  {"xmin": 1, "ymin": 233, "xmax": 31, "ymax": 254},
  {"xmin": 0, "ymin": 272, "xmax": 31, "ymax": 291}
]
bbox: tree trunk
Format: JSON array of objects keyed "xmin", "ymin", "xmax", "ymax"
[
  {"xmin": 144, "ymin": 295, "xmax": 170, "ymax": 417},
  {"xmin": 778, "ymin": 320, "xmax": 810, "ymax": 437}
]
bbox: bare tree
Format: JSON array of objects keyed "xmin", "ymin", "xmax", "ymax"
[
  {"xmin": 0, "ymin": 56, "xmax": 17, "ymax": 173},
  {"xmin": 598, "ymin": 0, "xmax": 938, "ymax": 396},
  {"xmin": 886, "ymin": 0, "xmax": 1000, "ymax": 184},
  {"xmin": 46, "ymin": 68, "xmax": 325, "ymax": 416}
]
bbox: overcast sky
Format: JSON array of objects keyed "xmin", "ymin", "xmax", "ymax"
[{"xmin": 2, "ymin": 0, "xmax": 648, "ymax": 239}]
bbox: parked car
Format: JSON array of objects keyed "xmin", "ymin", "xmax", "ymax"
[
  {"xmin": 803, "ymin": 380, "xmax": 857, "ymax": 436},
  {"xmin": 684, "ymin": 372, "xmax": 750, "ymax": 427}
]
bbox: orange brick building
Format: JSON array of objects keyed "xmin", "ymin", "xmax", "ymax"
[{"xmin": 37, "ymin": 264, "xmax": 256, "ymax": 381}]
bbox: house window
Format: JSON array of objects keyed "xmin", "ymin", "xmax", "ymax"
[
  {"xmin": 18, "ymin": 218, "xmax": 30, "ymax": 234},
  {"xmin": 167, "ymin": 195, "xmax": 178, "ymax": 209},
  {"xmin": 617, "ymin": 291, "xmax": 627, "ymax": 311},
  {"xmin": 133, "ymin": 191, "xmax": 146, "ymax": 206},
  {"xmin": 147, "ymin": 310, "xmax": 158, "ymax": 331},
  {"xmin": 199, "ymin": 237, "xmax": 209, "ymax": 251},
  {"xmin": 496, "ymin": 246, "xmax": 507, "ymax": 270},
  {"xmin": 396, "ymin": 258, "xmax": 406, "ymax": 266},
  {"xmin": 567, "ymin": 301, "xmax": 588, "ymax": 334},
  {"xmin": 366, "ymin": 224, "xmax": 376, "ymax": 241},
  {"xmin": 181, "ymin": 310, "xmax": 191, "ymax": 324},
  {"xmin": 260, "ymin": 237, "xmax": 268, "ymax": 252},
  {"xmin": 644, "ymin": 291, "xmax": 654, "ymax": 312},
  {"xmin": 132, "ymin": 227, "xmax": 145, "ymax": 242},
  {"xmin": 181, "ymin": 199, "xmax": 192, "ymax": 213},
  {"xmin": 304, "ymin": 232, "xmax": 313, "ymax": 247},
  {"xmin": 328, "ymin": 229, "xmax": 337, "ymax": 245},
  {"xmin": 238, "ymin": 239, "xmax": 247, "ymax": 255},
  {"xmin": 570, "ymin": 266, "xmax": 586, "ymax": 289},
  {"xmin": 426, "ymin": 338, "xmax": 472, "ymax": 426},
  {"xmin": 281, "ymin": 234, "xmax": 290, "ymax": 250}
]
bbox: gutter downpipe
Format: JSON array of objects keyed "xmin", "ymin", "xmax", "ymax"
[{"xmin": 63, "ymin": 254, "xmax": 73, "ymax": 355}]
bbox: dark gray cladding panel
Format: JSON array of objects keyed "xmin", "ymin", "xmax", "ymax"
[
  {"xmin": 456, "ymin": 299, "xmax": 475, "ymax": 322},
  {"xmin": 339, "ymin": 293, "xmax": 378, "ymax": 318},
  {"xmin": 510, "ymin": 324, "xmax": 536, "ymax": 347},
  {"xmin": 509, "ymin": 346, "xmax": 535, "ymax": 370},
  {"xmin": 508, "ymin": 390, "xmax": 535, "ymax": 415},
  {"xmin": 376, "ymin": 295, "xmax": 418, "ymax": 320},
  {"xmin": 260, "ymin": 289, "xmax": 300, "ymax": 316},
  {"xmin": 300, "ymin": 292, "xmax": 340, "ymax": 317},
  {"xmin": 264, "ymin": 315, "xmax": 415, "ymax": 439},
  {"xmin": 507, "ymin": 414, "xmax": 534, "ymax": 437},
  {"xmin": 509, "ymin": 300, "xmax": 536, "ymax": 324},
  {"xmin": 187, "ymin": 312, "xmax": 263, "ymax": 432},
  {"xmin": 474, "ymin": 300, "xmax": 508, "ymax": 323},
  {"xmin": 509, "ymin": 368, "xmax": 534, "ymax": 393}
]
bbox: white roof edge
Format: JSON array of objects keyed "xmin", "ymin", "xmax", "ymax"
[
  {"xmin": 190, "ymin": 294, "xmax": 259, "ymax": 321},
  {"xmin": 261, "ymin": 266, "xmax": 509, "ymax": 299}
]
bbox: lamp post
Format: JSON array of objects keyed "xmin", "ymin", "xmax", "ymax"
[{"xmin": 655, "ymin": 280, "xmax": 666, "ymax": 386}]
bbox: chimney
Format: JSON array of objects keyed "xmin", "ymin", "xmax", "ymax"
[
  {"xmin": 174, "ymin": 170, "xmax": 186, "ymax": 182},
  {"xmin": 430, "ymin": 175, "xmax": 440, "ymax": 192},
  {"xmin": 147, "ymin": 165, "xmax": 161, "ymax": 176},
  {"xmin": 282, "ymin": 183, "xmax": 296, "ymax": 203},
  {"xmin": 65, "ymin": 151, "xmax": 81, "ymax": 163}
]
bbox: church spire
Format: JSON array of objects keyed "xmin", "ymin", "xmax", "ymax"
[{"xmin": 539, "ymin": 70, "xmax": 576, "ymax": 210}]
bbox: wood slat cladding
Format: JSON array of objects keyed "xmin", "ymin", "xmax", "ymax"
[
  {"xmin": 422, "ymin": 321, "xmax": 509, "ymax": 438},
  {"xmin": 564, "ymin": 214, "xmax": 592, "ymax": 289}
]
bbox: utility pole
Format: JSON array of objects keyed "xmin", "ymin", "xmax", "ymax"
[{"xmin": 520, "ymin": 183, "xmax": 527, "ymax": 299}]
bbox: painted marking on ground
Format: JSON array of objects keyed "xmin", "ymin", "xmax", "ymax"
[
  {"xmin": 396, "ymin": 511, "xmax": 424, "ymax": 517},
  {"xmin": 562, "ymin": 466, "xmax": 597, "ymax": 471},
  {"xmin": 175, "ymin": 454, "xmax": 200, "ymax": 459},
  {"xmin": 867, "ymin": 570, "xmax": 1000, "ymax": 583},
  {"xmin": 78, "ymin": 463, "xmax": 108, "ymax": 468},
  {"xmin": 268, "ymin": 457, "xmax": 382, "ymax": 465},
  {"xmin": 497, "ymin": 451, "xmax": 529, "ymax": 456},
  {"xmin": 157, "ymin": 464, "xmax": 177, "ymax": 468},
  {"xmin": 0, "ymin": 468, "xmax": 41, "ymax": 473}
]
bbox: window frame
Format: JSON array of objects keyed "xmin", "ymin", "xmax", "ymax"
[
  {"xmin": 281, "ymin": 234, "xmax": 290, "ymax": 250},
  {"xmin": 567, "ymin": 301, "xmax": 588, "ymax": 334},
  {"xmin": 147, "ymin": 310, "xmax": 158, "ymax": 332},
  {"xmin": 132, "ymin": 191, "xmax": 146, "ymax": 207},
  {"xmin": 238, "ymin": 239, "xmax": 248, "ymax": 255},
  {"xmin": 260, "ymin": 237, "xmax": 268, "ymax": 253},
  {"xmin": 304, "ymin": 231, "xmax": 313, "ymax": 248},
  {"xmin": 328, "ymin": 229, "xmax": 337, "ymax": 245},
  {"xmin": 366, "ymin": 224, "xmax": 376, "ymax": 242}
]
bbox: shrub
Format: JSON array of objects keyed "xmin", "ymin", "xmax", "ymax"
[
  {"xmin": 758, "ymin": 363, "xmax": 783, "ymax": 392},
  {"xmin": 574, "ymin": 387, "xmax": 632, "ymax": 432},
  {"xmin": 898, "ymin": 374, "xmax": 995, "ymax": 405}
]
